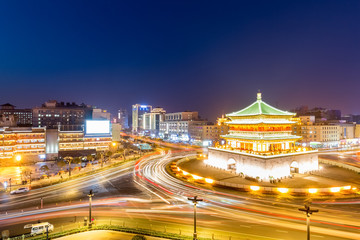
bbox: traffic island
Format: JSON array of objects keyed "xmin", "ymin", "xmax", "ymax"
[{"xmin": 167, "ymin": 157, "xmax": 359, "ymax": 198}]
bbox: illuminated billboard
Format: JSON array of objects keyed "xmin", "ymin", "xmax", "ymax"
[{"xmin": 85, "ymin": 120, "xmax": 110, "ymax": 135}]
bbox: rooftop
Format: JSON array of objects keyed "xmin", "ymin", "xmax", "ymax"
[{"xmin": 227, "ymin": 92, "xmax": 295, "ymax": 117}]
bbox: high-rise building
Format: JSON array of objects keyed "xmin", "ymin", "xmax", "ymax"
[
  {"xmin": 0, "ymin": 103, "xmax": 32, "ymax": 126},
  {"xmin": 143, "ymin": 107, "xmax": 166, "ymax": 136},
  {"xmin": 32, "ymin": 100, "xmax": 93, "ymax": 130},
  {"xmin": 132, "ymin": 104, "xmax": 152, "ymax": 133},
  {"xmin": 117, "ymin": 109, "xmax": 129, "ymax": 129}
]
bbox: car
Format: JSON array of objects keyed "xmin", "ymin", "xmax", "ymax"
[
  {"xmin": 10, "ymin": 187, "xmax": 29, "ymax": 195},
  {"xmin": 27, "ymin": 222, "xmax": 54, "ymax": 236}
]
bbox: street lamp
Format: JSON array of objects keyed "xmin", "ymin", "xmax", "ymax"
[
  {"xmin": 87, "ymin": 190, "xmax": 94, "ymax": 228},
  {"xmin": 298, "ymin": 204, "xmax": 319, "ymax": 240},
  {"xmin": 188, "ymin": 196, "xmax": 203, "ymax": 240}
]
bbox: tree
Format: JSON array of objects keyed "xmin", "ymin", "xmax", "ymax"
[
  {"xmin": 106, "ymin": 151, "xmax": 113, "ymax": 158},
  {"xmin": 87, "ymin": 154, "xmax": 94, "ymax": 162},
  {"xmin": 40, "ymin": 165, "xmax": 50, "ymax": 177},
  {"xmin": 56, "ymin": 159, "xmax": 66, "ymax": 169},
  {"xmin": 99, "ymin": 151, "xmax": 113, "ymax": 167},
  {"xmin": 118, "ymin": 148, "xmax": 126, "ymax": 160},
  {"xmin": 64, "ymin": 156, "xmax": 74, "ymax": 177},
  {"xmin": 21, "ymin": 167, "xmax": 32, "ymax": 182}
]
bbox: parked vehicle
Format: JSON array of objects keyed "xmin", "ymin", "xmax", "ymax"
[
  {"xmin": 10, "ymin": 187, "xmax": 29, "ymax": 195},
  {"xmin": 28, "ymin": 222, "xmax": 54, "ymax": 236}
]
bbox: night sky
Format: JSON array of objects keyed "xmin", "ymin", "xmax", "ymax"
[{"xmin": 0, "ymin": 1, "xmax": 359, "ymax": 121}]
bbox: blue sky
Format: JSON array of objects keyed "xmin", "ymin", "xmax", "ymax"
[{"xmin": 0, "ymin": 0, "xmax": 359, "ymax": 120}]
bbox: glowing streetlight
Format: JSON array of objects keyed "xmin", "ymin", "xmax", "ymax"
[
  {"xmin": 15, "ymin": 155, "xmax": 22, "ymax": 161},
  {"xmin": 277, "ymin": 188, "xmax": 289, "ymax": 194}
]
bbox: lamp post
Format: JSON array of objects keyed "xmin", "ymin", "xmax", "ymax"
[
  {"xmin": 88, "ymin": 190, "xmax": 94, "ymax": 228},
  {"xmin": 188, "ymin": 196, "xmax": 203, "ymax": 240},
  {"xmin": 45, "ymin": 224, "xmax": 49, "ymax": 240},
  {"xmin": 299, "ymin": 204, "xmax": 319, "ymax": 240},
  {"xmin": 29, "ymin": 171, "xmax": 32, "ymax": 189},
  {"xmin": 9, "ymin": 178, "xmax": 11, "ymax": 192}
]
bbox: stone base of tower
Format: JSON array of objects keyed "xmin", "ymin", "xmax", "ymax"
[{"xmin": 206, "ymin": 147, "xmax": 318, "ymax": 181}]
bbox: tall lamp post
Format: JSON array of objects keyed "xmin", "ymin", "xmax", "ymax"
[
  {"xmin": 188, "ymin": 196, "xmax": 203, "ymax": 240},
  {"xmin": 88, "ymin": 190, "xmax": 94, "ymax": 228},
  {"xmin": 299, "ymin": 204, "xmax": 319, "ymax": 240}
]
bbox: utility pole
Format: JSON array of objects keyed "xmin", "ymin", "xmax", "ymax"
[
  {"xmin": 45, "ymin": 224, "xmax": 49, "ymax": 240},
  {"xmin": 88, "ymin": 190, "xmax": 94, "ymax": 228},
  {"xmin": 9, "ymin": 178, "xmax": 11, "ymax": 192},
  {"xmin": 299, "ymin": 204, "xmax": 319, "ymax": 240},
  {"xmin": 29, "ymin": 171, "xmax": 32, "ymax": 188},
  {"xmin": 41, "ymin": 197, "xmax": 43, "ymax": 209},
  {"xmin": 188, "ymin": 196, "xmax": 203, "ymax": 240}
]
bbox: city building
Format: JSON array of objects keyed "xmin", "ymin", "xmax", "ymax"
[
  {"xmin": 47, "ymin": 120, "xmax": 112, "ymax": 158},
  {"xmin": 32, "ymin": 100, "xmax": 92, "ymax": 129},
  {"xmin": 292, "ymin": 117, "xmax": 357, "ymax": 148},
  {"xmin": 0, "ymin": 103, "xmax": 32, "ymax": 126},
  {"xmin": 206, "ymin": 92, "xmax": 318, "ymax": 181},
  {"xmin": 342, "ymin": 114, "xmax": 360, "ymax": 124},
  {"xmin": 159, "ymin": 111, "xmax": 207, "ymax": 141},
  {"xmin": 355, "ymin": 124, "xmax": 360, "ymax": 138},
  {"xmin": 92, "ymin": 108, "xmax": 111, "ymax": 120},
  {"xmin": 132, "ymin": 104, "xmax": 152, "ymax": 133},
  {"xmin": 117, "ymin": 109, "xmax": 129, "ymax": 129},
  {"xmin": 0, "ymin": 127, "xmax": 46, "ymax": 166},
  {"xmin": 111, "ymin": 123, "xmax": 122, "ymax": 141},
  {"xmin": 188, "ymin": 122, "xmax": 219, "ymax": 146},
  {"xmin": 143, "ymin": 107, "xmax": 166, "ymax": 137}
]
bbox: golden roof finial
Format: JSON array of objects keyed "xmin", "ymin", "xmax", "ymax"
[{"xmin": 257, "ymin": 90, "xmax": 262, "ymax": 100}]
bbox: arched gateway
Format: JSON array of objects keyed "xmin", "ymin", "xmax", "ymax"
[{"xmin": 227, "ymin": 158, "xmax": 236, "ymax": 170}]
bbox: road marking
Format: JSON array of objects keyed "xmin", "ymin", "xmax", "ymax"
[
  {"xmin": 276, "ymin": 230, "xmax": 288, "ymax": 233},
  {"xmin": 133, "ymin": 179, "xmax": 170, "ymax": 204},
  {"xmin": 311, "ymin": 235, "xmax": 324, "ymax": 238},
  {"xmin": 239, "ymin": 225, "xmax": 251, "ymax": 228}
]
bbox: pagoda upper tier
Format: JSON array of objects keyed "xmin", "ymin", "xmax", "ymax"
[{"xmin": 220, "ymin": 92, "xmax": 302, "ymax": 154}]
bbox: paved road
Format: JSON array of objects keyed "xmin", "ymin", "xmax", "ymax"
[{"xmin": 0, "ymin": 149, "xmax": 359, "ymax": 240}]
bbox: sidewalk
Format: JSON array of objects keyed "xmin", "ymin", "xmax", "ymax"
[
  {"xmin": 0, "ymin": 154, "xmax": 140, "ymax": 191},
  {"xmin": 178, "ymin": 158, "xmax": 359, "ymax": 188}
]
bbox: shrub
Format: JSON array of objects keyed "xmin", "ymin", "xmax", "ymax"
[{"xmin": 132, "ymin": 235, "xmax": 147, "ymax": 240}]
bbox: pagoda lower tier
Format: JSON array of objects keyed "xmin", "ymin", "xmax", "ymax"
[{"xmin": 206, "ymin": 147, "xmax": 318, "ymax": 181}]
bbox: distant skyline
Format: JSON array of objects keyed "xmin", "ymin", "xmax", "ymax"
[{"xmin": 0, "ymin": 1, "xmax": 359, "ymax": 121}]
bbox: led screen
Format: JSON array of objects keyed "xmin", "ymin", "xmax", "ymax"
[{"xmin": 86, "ymin": 120, "xmax": 110, "ymax": 134}]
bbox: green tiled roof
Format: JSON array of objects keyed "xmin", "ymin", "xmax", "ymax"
[{"xmin": 227, "ymin": 93, "xmax": 295, "ymax": 117}]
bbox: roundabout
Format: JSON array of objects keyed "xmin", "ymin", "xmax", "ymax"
[{"xmin": 173, "ymin": 155, "xmax": 360, "ymax": 197}]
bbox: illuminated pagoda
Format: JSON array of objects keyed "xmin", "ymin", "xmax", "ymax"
[{"xmin": 206, "ymin": 92, "xmax": 318, "ymax": 181}]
